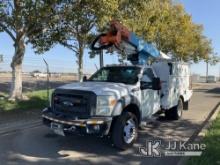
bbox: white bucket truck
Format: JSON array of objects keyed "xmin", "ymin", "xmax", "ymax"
[{"xmin": 42, "ymin": 21, "xmax": 192, "ymax": 149}]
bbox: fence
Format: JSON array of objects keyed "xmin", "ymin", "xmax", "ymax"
[
  {"xmin": 0, "ymin": 73, "xmax": 80, "ymax": 94},
  {"xmin": 0, "ymin": 55, "xmax": 94, "ymax": 95},
  {"xmin": 191, "ymin": 74, "xmax": 219, "ymax": 83}
]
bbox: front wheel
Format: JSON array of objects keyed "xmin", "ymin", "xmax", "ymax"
[{"xmin": 111, "ymin": 112, "xmax": 138, "ymax": 150}]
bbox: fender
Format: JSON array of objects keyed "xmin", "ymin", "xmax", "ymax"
[{"xmin": 111, "ymin": 94, "xmax": 141, "ymax": 117}]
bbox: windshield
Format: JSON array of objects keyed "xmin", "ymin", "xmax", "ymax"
[{"xmin": 88, "ymin": 66, "xmax": 141, "ymax": 84}]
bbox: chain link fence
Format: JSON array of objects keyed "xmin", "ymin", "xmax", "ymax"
[
  {"xmin": 0, "ymin": 56, "xmax": 92, "ymax": 95},
  {"xmin": 0, "ymin": 73, "xmax": 79, "ymax": 94}
]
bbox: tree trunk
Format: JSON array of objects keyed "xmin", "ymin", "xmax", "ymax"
[
  {"xmin": 9, "ymin": 36, "xmax": 25, "ymax": 100},
  {"xmin": 78, "ymin": 46, "xmax": 84, "ymax": 82}
]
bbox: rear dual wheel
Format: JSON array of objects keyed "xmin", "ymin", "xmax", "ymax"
[{"xmin": 165, "ymin": 98, "xmax": 183, "ymax": 120}]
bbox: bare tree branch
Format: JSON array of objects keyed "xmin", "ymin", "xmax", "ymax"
[
  {"xmin": 60, "ymin": 41, "xmax": 79, "ymax": 54},
  {"xmin": 0, "ymin": 22, "xmax": 16, "ymax": 41},
  {"xmin": 8, "ymin": 0, "xmax": 14, "ymax": 11}
]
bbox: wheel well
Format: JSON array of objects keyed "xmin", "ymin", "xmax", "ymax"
[
  {"xmin": 123, "ymin": 104, "xmax": 141, "ymax": 124},
  {"xmin": 109, "ymin": 104, "xmax": 141, "ymax": 135},
  {"xmin": 180, "ymin": 95, "xmax": 184, "ymax": 103},
  {"xmin": 180, "ymin": 95, "xmax": 189, "ymax": 110}
]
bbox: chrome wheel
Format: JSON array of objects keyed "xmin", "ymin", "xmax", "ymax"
[{"xmin": 123, "ymin": 118, "xmax": 137, "ymax": 144}]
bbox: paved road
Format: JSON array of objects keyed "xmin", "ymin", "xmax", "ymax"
[{"xmin": 0, "ymin": 83, "xmax": 219, "ymax": 165}]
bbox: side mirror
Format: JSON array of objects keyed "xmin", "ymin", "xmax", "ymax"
[
  {"xmin": 83, "ymin": 76, "xmax": 87, "ymax": 82},
  {"xmin": 152, "ymin": 78, "xmax": 161, "ymax": 90}
]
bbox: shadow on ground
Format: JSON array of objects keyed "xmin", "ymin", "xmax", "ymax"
[
  {"xmin": 193, "ymin": 86, "xmax": 220, "ymax": 95},
  {"xmin": 194, "ymin": 87, "xmax": 220, "ymax": 99},
  {"xmin": 2, "ymin": 118, "xmax": 204, "ymax": 165}
]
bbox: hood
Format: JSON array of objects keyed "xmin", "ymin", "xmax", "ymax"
[{"xmin": 58, "ymin": 81, "xmax": 134, "ymax": 98}]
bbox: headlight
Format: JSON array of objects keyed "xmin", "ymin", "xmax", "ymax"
[{"xmin": 96, "ymin": 96, "xmax": 117, "ymax": 116}]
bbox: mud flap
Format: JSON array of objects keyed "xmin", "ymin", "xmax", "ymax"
[{"xmin": 183, "ymin": 100, "xmax": 189, "ymax": 110}]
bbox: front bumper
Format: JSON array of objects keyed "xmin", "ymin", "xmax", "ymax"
[{"xmin": 42, "ymin": 108, "xmax": 112, "ymax": 136}]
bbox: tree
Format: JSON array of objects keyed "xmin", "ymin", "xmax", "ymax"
[
  {"xmin": 0, "ymin": 0, "xmax": 62, "ymax": 100},
  {"xmin": 36, "ymin": 0, "xmax": 214, "ymax": 83},
  {"xmin": 90, "ymin": 0, "xmax": 213, "ymax": 63},
  {"xmin": 31, "ymin": 70, "xmax": 41, "ymax": 73},
  {"xmin": 36, "ymin": 0, "xmax": 118, "ymax": 82}
]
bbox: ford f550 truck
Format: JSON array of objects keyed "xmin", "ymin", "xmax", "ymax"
[
  {"xmin": 42, "ymin": 61, "xmax": 192, "ymax": 149},
  {"xmin": 42, "ymin": 21, "xmax": 192, "ymax": 149}
]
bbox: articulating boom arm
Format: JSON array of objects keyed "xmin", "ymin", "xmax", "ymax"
[{"xmin": 91, "ymin": 20, "xmax": 166, "ymax": 65}]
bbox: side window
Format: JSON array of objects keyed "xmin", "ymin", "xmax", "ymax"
[
  {"xmin": 93, "ymin": 70, "xmax": 109, "ymax": 81},
  {"xmin": 142, "ymin": 68, "xmax": 154, "ymax": 82},
  {"xmin": 141, "ymin": 68, "xmax": 155, "ymax": 89}
]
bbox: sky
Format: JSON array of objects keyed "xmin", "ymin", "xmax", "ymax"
[
  {"xmin": 0, "ymin": 0, "xmax": 219, "ymax": 76},
  {"xmin": 179, "ymin": 0, "xmax": 220, "ymax": 76}
]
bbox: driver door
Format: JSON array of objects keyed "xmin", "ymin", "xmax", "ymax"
[{"xmin": 140, "ymin": 68, "xmax": 160, "ymax": 119}]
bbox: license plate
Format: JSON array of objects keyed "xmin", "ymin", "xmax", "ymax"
[{"xmin": 51, "ymin": 122, "xmax": 65, "ymax": 136}]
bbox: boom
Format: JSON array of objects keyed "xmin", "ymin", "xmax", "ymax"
[{"xmin": 91, "ymin": 20, "xmax": 170, "ymax": 65}]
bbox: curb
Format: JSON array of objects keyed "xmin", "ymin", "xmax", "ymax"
[{"xmin": 177, "ymin": 102, "xmax": 220, "ymax": 165}]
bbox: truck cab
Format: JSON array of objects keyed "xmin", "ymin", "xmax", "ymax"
[{"xmin": 42, "ymin": 62, "xmax": 192, "ymax": 150}]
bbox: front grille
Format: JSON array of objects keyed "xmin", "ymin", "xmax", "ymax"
[{"xmin": 52, "ymin": 89, "xmax": 96, "ymax": 119}]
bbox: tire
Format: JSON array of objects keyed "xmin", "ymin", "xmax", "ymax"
[
  {"xmin": 165, "ymin": 98, "xmax": 183, "ymax": 120},
  {"xmin": 112, "ymin": 112, "xmax": 138, "ymax": 150}
]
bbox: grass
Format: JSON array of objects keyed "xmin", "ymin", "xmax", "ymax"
[
  {"xmin": 187, "ymin": 111, "xmax": 220, "ymax": 165},
  {"xmin": 0, "ymin": 90, "xmax": 50, "ymax": 112}
]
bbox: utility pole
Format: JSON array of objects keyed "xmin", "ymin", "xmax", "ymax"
[
  {"xmin": 219, "ymin": 65, "xmax": 220, "ymax": 81},
  {"xmin": 100, "ymin": 50, "xmax": 104, "ymax": 68},
  {"xmin": 206, "ymin": 61, "xmax": 208, "ymax": 83},
  {"xmin": 0, "ymin": 55, "xmax": 3, "ymax": 71},
  {"xmin": 0, "ymin": 54, "xmax": 3, "ymax": 63}
]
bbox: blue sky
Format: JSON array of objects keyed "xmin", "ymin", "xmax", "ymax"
[
  {"xmin": 179, "ymin": 0, "xmax": 220, "ymax": 76},
  {"xmin": 0, "ymin": 0, "xmax": 219, "ymax": 76}
]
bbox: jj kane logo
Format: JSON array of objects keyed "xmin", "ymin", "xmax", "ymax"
[{"xmin": 139, "ymin": 140, "xmax": 206, "ymax": 157}]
